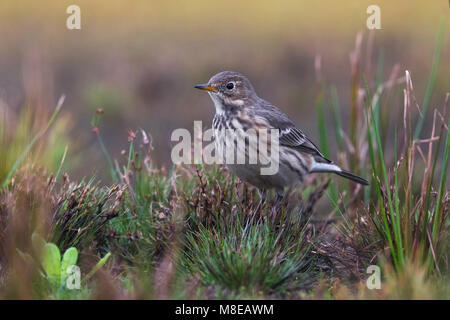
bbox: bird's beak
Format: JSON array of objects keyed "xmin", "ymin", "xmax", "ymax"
[{"xmin": 194, "ymin": 84, "xmax": 218, "ymax": 92}]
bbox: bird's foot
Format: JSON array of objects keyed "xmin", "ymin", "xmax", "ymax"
[
  {"xmin": 270, "ymin": 192, "xmax": 284, "ymax": 222},
  {"xmin": 253, "ymin": 189, "xmax": 267, "ymax": 215}
]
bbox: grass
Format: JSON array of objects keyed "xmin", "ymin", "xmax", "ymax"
[
  {"xmin": 183, "ymin": 215, "xmax": 312, "ymax": 294},
  {"xmin": 0, "ymin": 32, "xmax": 449, "ymax": 299},
  {"xmin": 0, "ymin": 96, "xmax": 67, "ymax": 188}
]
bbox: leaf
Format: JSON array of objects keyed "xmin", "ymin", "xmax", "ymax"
[
  {"xmin": 16, "ymin": 248, "xmax": 47, "ymax": 278},
  {"xmin": 31, "ymin": 232, "xmax": 47, "ymax": 256},
  {"xmin": 16, "ymin": 248, "xmax": 36, "ymax": 266},
  {"xmin": 60, "ymin": 247, "xmax": 78, "ymax": 283},
  {"xmin": 85, "ymin": 252, "xmax": 111, "ymax": 281},
  {"xmin": 42, "ymin": 243, "xmax": 61, "ymax": 283}
]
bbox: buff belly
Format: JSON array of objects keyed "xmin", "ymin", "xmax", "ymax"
[{"xmin": 223, "ymin": 145, "xmax": 309, "ymax": 192}]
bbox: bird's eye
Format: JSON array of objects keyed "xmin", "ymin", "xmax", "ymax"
[{"xmin": 226, "ymin": 82, "xmax": 234, "ymax": 90}]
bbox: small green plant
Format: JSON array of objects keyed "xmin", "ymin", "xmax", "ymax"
[{"xmin": 18, "ymin": 233, "xmax": 111, "ymax": 292}]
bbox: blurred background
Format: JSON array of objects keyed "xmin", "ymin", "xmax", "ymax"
[{"xmin": 0, "ymin": 0, "xmax": 448, "ymax": 181}]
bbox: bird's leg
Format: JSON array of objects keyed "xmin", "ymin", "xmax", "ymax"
[
  {"xmin": 254, "ymin": 188, "xmax": 267, "ymax": 214},
  {"xmin": 270, "ymin": 192, "xmax": 284, "ymax": 220}
]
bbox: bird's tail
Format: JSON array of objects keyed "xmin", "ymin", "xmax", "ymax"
[
  {"xmin": 310, "ymin": 162, "xmax": 369, "ymax": 186},
  {"xmin": 334, "ymin": 170, "xmax": 369, "ymax": 186}
]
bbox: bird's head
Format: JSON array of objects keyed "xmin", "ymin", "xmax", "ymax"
[{"xmin": 195, "ymin": 71, "xmax": 257, "ymax": 112}]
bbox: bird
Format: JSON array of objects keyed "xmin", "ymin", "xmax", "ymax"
[{"xmin": 195, "ymin": 71, "xmax": 368, "ymax": 214}]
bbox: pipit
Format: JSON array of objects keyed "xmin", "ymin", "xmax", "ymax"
[{"xmin": 195, "ymin": 71, "xmax": 368, "ymax": 213}]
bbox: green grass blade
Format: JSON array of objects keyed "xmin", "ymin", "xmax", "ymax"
[
  {"xmin": 414, "ymin": 20, "xmax": 446, "ymax": 139},
  {"xmin": 330, "ymin": 86, "xmax": 344, "ymax": 151},
  {"xmin": 1, "ymin": 95, "xmax": 65, "ymax": 188},
  {"xmin": 364, "ymin": 78, "xmax": 400, "ymax": 269},
  {"xmin": 432, "ymin": 117, "xmax": 450, "ymax": 243}
]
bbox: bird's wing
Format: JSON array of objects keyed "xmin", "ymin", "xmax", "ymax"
[
  {"xmin": 253, "ymin": 101, "xmax": 330, "ymax": 162},
  {"xmin": 279, "ymin": 127, "xmax": 318, "ymax": 150},
  {"xmin": 279, "ymin": 127, "xmax": 330, "ymax": 161}
]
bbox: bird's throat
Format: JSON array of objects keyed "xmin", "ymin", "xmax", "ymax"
[{"xmin": 208, "ymin": 92, "xmax": 226, "ymax": 115}]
